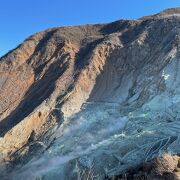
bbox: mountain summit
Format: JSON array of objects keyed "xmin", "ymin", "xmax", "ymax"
[{"xmin": 1, "ymin": 8, "xmax": 180, "ymax": 179}]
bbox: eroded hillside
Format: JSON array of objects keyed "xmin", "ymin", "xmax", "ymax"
[{"xmin": 1, "ymin": 8, "xmax": 180, "ymax": 180}]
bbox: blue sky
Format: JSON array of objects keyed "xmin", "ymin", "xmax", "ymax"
[{"xmin": 1, "ymin": 0, "xmax": 180, "ymax": 57}]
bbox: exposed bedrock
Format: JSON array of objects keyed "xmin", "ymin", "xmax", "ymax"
[{"xmin": 1, "ymin": 7, "xmax": 180, "ymax": 180}]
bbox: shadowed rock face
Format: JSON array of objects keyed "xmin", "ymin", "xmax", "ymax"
[
  {"xmin": 1, "ymin": 8, "xmax": 180, "ymax": 180},
  {"xmin": 108, "ymin": 154, "xmax": 180, "ymax": 180}
]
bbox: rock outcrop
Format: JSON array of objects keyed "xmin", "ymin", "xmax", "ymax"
[
  {"xmin": 109, "ymin": 154, "xmax": 180, "ymax": 180},
  {"xmin": 1, "ymin": 8, "xmax": 180, "ymax": 180}
]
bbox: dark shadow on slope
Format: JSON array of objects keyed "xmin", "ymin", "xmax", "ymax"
[
  {"xmin": 0, "ymin": 54, "xmax": 69, "ymax": 137},
  {"xmin": 53, "ymin": 39, "xmax": 104, "ymax": 110},
  {"xmin": 26, "ymin": 29, "xmax": 59, "ymax": 67},
  {"xmin": 101, "ymin": 20, "xmax": 137, "ymax": 35},
  {"xmin": 74, "ymin": 38, "xmax": 104, "ymax": 71}
]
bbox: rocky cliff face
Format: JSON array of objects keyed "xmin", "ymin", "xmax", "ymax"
[{"xmin": 1, "ymin": 8, "xmax": 180, "ymax": 180}]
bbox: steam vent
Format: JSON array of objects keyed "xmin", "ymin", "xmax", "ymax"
[{"xmin": 1, "ymin": 8, "xmax": 180, "ymax": 180}]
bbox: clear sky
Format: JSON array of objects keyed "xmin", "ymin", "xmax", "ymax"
[{"xmin": 1, "ymin": 0, "xmax": 180, "ymax": 57}]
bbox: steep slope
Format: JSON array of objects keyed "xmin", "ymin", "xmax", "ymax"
[{"xmin": 1, "ymin": 8, "xmax": 180, "ymax": 180}]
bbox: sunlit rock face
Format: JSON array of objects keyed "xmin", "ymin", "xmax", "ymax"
[{"xmin": 1, "ymin": 8, "xmax": 180, "ymax": 180}]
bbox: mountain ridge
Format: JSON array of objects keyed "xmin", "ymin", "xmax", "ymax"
[
  {"xmin": 1, "ymin": 8, "xmax": 180, "ymax": 179},
  {"xmin": 2, "ymin": 7, "xmax": 180, "ymax": 60}
]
